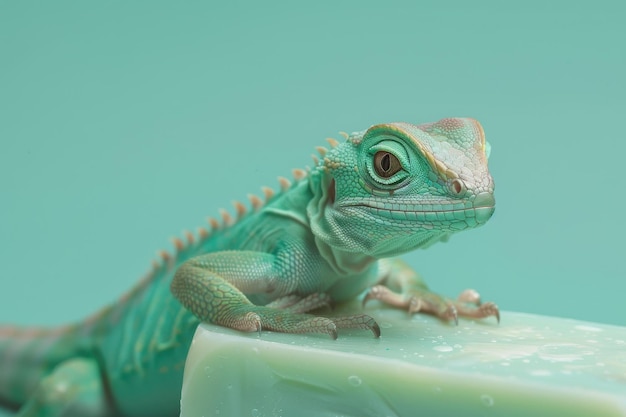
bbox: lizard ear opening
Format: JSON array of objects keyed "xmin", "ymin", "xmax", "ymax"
[{"xmin": 327, "ymin": 178, "xmax": 335, "ymax": 205}]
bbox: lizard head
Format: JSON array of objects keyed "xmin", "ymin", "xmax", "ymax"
[{"xmin": 308, "ymin": 118, "xmax": 495, "ymax": 259}]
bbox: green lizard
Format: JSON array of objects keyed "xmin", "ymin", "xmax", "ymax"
[{"xmin": 0, "ymin": 117, "xmax": 498, "ymax": 417}]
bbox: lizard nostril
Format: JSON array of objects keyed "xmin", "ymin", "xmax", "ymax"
[{"xmin": 450, "ymin": 179, "xmax": 465, "ymax": 196}]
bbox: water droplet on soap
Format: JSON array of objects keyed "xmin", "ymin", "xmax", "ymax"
[
  {"xmin": 380, "ymin": 321, "xmax": 393, "ymax": 329},
  {"xmin": 348, "ymin": 375, "xmax": 362, "ymax": 386},
  {"xmin": 433, "ymin": 386, "xmax": 442, "ymax": 394},
  {"xmin": 251, "ymin": 408, "xmax": 260, "ymax": 417},
  {"xmin": 433, "ymin": 345, "xmax": 453, "ymax": 352},
  {"xmin": 204, "ymin": 366, "xmax": 211, "ymax": 377},
  {"xmin": 481, "ymin": 394, "xmax": 494, "ymax": 407}
]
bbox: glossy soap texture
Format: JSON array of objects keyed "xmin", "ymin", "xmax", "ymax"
[{"xmin": 180, "ymin": 303, "xmax": 626, "ymax": 417}]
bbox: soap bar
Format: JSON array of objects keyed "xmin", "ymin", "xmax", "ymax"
[{"xmin": 180, "ymin": 304, "xmax": 626, "ymax": 417}]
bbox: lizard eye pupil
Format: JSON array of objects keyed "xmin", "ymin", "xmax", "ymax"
[
  {"xmin": 374, "ymin": 151, "xmax": 401, "ymax": 178},
  {"xmin": 381, "ymin": 154, "xmax": 390, "ymax": 171}
]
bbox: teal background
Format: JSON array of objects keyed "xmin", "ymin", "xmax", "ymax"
[{"xmin": 1, "ymin": 0, "xmax": 625, "ymax": 338}]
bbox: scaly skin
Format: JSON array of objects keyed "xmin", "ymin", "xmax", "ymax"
[{"xmin": 0, "ymin": 118, "xmax": 497, "ymax": 417}]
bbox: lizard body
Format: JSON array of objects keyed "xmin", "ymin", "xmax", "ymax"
[{"xmin": 0, "ymin": 118, "xmax": 497, "ymax": 416}]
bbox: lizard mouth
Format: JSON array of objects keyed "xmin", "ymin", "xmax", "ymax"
[{"xmin": 340, "ymin": 193, "xmax": 495, "ymax": 227}]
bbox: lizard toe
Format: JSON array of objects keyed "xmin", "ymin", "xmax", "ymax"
[
  {"xmin": 224, "ymin": 311, "xmax": 262, "ymax": 333},
  {"xmin": 332, "ymin": 314, "xmax": 381, "ymax": 338},
  {"xmin": 440, "ymin": 305, "xmax": 459, "ymax": 325},
  {"xmin": 454, "ymin": 301, "xmax": 500, "ymax": 323}
]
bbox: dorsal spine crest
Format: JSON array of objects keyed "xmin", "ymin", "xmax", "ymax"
[{"xmin": 146, "ymin": 136, "xmax": 343, "ymax": 284}]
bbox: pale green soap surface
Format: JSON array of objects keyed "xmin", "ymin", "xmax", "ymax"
[{"xmin": 181, "ymin": 306, "xmax": 626, "ymax": 417}]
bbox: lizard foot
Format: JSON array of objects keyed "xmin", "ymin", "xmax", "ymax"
[
  {"xmin": 455, "ymin": 300, "xmax": 500, "ymax": 323},
  {"xmin": 454, "ymin": 289, "xmax": 500, "ymax": 323},
  {"xmin": 363, "ymin": 285, "xmax": 499, "ymax": 324},
  {"xmin": 220, "ymin": 305, "xmax": 379, "ymax": 339}
]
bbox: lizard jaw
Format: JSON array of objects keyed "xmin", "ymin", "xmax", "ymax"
[{"xmin": 340, "ymin": 192, "xmax": 494, "ymax": 231}]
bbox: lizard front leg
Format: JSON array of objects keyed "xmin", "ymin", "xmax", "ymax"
[
  {"xmin": 363, "ymin": 258, "xmax": 500, "ymax": 323},
  {"xmin": 170, "ymin": 251, "xmax": 379, "ymax": 339}
]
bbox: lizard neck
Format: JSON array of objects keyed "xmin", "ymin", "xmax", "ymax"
[{"xmin": 306, "ymin": 167, "xmax": 377, "ymax": 276}]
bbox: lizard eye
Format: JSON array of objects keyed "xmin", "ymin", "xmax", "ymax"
[
  {"xmin": 373, "ymin": 151, "xmax": 402, "ymax": 178},
  {"xmin": 363, "ymin": 140, "xmax": 410, "ymax": 188}
]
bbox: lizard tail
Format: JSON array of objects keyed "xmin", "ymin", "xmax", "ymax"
[{"xmin": 0, "ymin": 323, "xmax": 85, "ymax": 409}]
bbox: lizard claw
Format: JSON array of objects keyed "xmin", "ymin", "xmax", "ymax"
[
  {"xmin": 443, "ymin": 305, "xmax": 459, "ymax": 325},
  {"xmin": 455, "ymin": 301, "xmax": 500, "ymax": 323},
  {"xmin": 479, "ymin": 302, "xmax": 500, "ymax": 323},
  {"xmin": 301, "ymin": 317, "xmax": 338, "ymax": 339},
  {"xmin": 410, "ymin": 297, "xmax": 458, "ymax": 325},
  {"xmin": 362, "ymin": 285, "xmax": 383, "ymax": 308},
  {"xmin": 220, "ymin": 306, "xmax": 383, "ymax": 339},
  {"xmin": 332, "ymin": 314, "xmax": 381, "ymax": 338}
]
